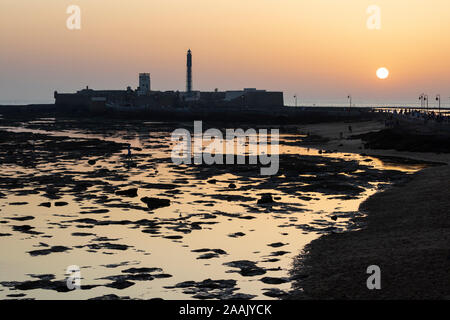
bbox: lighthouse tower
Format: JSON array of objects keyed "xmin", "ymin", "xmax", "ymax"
[
  {"xmin": 186, "ymin": 49, "xmax": 192, "ymax": 93},
  {"xmin": 138, "ymin": 73, "xmax": 151, "ymax": 95}
]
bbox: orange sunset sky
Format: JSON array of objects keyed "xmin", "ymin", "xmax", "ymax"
[{"xmin": 1, "ymin": 0, "xmax": 450, "ymax": 106}]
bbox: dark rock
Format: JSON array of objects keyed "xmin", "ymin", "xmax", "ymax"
[
  {"xmin": 191, "ymin": 222, "xmax": 202, "ymax": 230},
  {"xmin": 260, "ymin": 277, "xmax": 289, "ymax": 284},
  {"xmin": 36, "ymin": 242, "xmax": 49, "ymax": 247},
  {"xmin": 263, "ymin": 288, "xmax": 288, "ymax": 298},
  {"xmin": 16, "ymin": 280, "xmax": 68, "ymax": 292},
  {"xmin": 73, "ymin": 182, "xmax": 93, "ymax": 192},
  {"xmin": 140, "ymin": 197, "xmax": 170, "ymax": 210},
  {"xmin": 8, "ymin": 216, "xmax": 34, "ymax": 222},
  {"xmin": 257, "ymin": 194, "xmax": 275, "ymax": 205},
  {"xmin": 12, "ymin": 225, "xmax": 42, "ymax": 235},
  {"xmin": 197, "ymin": 279, "xmax": 236, "ymax": 289},
  {"xmin": 192, "ymin": 248, "xmax": 227, "ymax": 255},
  {"xmin": 54, "ymin": 201, "xmax": 68, "ymax": 207},
  {"xmin": 211, "ymin": 194, "xmax": 255, "ymax": 203},
  {"xmin": 171, "ymin": 281, "xmax": 196, "ymax": 288},
  {"xmin": 88, "ymin": 294, "xmax": 130, "ymax": 300},
  {"xmin": 28, "ymin": 274, "xmax": 55, "ymax": 281},
  {"xmin": 165, "ymin": 278, "xmax": 238, "ymax": 300},
  {"xmin": 164, "ymin": 235, "xmax": 183, "ymax": 240},
  {"xmin": 224, "ymin": 260, "xmax": 266, "ymax": 277},
  {"xmin": 28, "ymin": 246, "xmax": 71, "ymax": 256},
  {"xmin": 9, "ymin": 202, "xmax": 28, "ymax": 206},
  {"xmin": 197, "ymin": 253, "xmax": 219, "ymax": 259},
  {"xmin": 85, "ymin": 242, "xmax": 129, "ymax": 251},
  {"xmin": 175, "ymin": 279, "xmax": 236, "ymax": 290},
  {"xmin": 115, "ymin": 188, "xmax": 138, "ymax": 197},
  {"xmin": 270, "ymin": 251, "xmax": 290, "ymax": 257},
  {"xmin": 223, "ymin": 293, "xmax": 257, "ymax": 300},
  {"xmin": 91, "ymin": 236, "xmax": 120, "ymax": 242},
  {"xmin": 141, "ymin": 183, "xmax": 177, "ymax": 190},
  {"xmin": 126, "ymin": 274, "xmax": 154, "ymax": 281},
  {"xmin": 267, "ymin": 242, "xmax": 287, "ymax": 248},
  {"xmin": 191, "ymin": 292, "xmax": 217, "ymax": 299},
  {"xmin": 170, "ymin": 279, "xmax": 236, "ymax": 290},
  {"xmin": 88, "ymin": 159, "xmax": 96, "ymax": 165},
  {"xmin": 122, "ymin": 267, "xmax": 162, "ymax": 274},
  {"xmin": 152, "ymin": 273, "xmax": 173, "ymax": 279},
  {"xmin": 228, "ymin": 232, "xmax": 245, "ymax": 238},
  {"xmin": 105, "ymin": 280, "xmax": 135, "ymax": 290},
  {"xmin": 100, "ymin": 273, "xmax": 154, "ymax": 282},
  {"xmin": 80, "ymin": 209, "xmax": 110, "ymax": 214},
  {"xmin": 6, "ymin": 293, "xmax": 27, "ymax": 298},
  {"xmin": 39, "ymin": 202, "xmax": 51, "ymax": 208},
  {"xmin": 0, "ymin": 278, "xmax": 94, "ymax": 293},
  {"xmin": 71, "ymin": 232, "xmax": 95, "ymax": 237}
]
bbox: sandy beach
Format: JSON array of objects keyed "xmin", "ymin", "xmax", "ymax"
[{"xmin": 289, "ymin": 120, "xmax": 450, "ymax": 299}]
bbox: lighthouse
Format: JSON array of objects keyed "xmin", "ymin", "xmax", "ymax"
[{"xmin": 186, "ymin": 49, "xmax": 192, "ymax": 93}]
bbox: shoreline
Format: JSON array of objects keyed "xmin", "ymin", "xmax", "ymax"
[
  {"xmin": 295, "ymin": 119, "xmax": 450, "ymax": 165},
  {"xmin": 289, "ymin": 120, "xmax": 450, "ymax": 299}
]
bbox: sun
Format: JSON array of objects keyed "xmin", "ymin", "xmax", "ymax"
[{"xmin": 376, "ymin": 67, "xmax": 389, "ymax": 79}]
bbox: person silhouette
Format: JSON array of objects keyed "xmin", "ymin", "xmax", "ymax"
[{"xmin": 127, "ymin": 144, "xmax": 132, "ymax": 159}]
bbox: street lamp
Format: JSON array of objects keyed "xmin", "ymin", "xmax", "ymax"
[
  {"xmin": 436, "ymin": 95, "xmax": 441, "ymax": 114},
  {"xmin": 347, "ymin": 95, "xmax": 352, "ymax": 110},
  {"xmin": 294, "ymin": 95, "xmax": 297, "ymax": 107}
]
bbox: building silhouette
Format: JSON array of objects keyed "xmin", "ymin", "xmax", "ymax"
[
  {"xmin": 137, "ymin": 73, "xmax": 151, "ymax": 96},
  {"xmin": 53, "ymin": 49, "xmax": 284, "ymax": 111},
  {"xmin": 186, "ymin": 49, "xmax": 192, "ymax": 93}
]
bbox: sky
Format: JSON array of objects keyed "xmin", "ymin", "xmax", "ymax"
[{"xmin": 1, "ymin": 0, "xmax": 450, "ymax": 106}]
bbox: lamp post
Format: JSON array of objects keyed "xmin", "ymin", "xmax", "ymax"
[
  {"xmin": 418, "ymin": 93, "xmax": 429, "ymax": 111},
  {"xmin": 436, "ymin": 94, "xmax": 441, "ymax": 114},
  {"xmin": 294, "ymin": 95, "xmax": 297, "ymax": 107},
  {"xmin": 347, "ymin": 95, "xmax": 352, "ymax": 111}
]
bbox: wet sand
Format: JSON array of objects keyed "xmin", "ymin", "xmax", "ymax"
[{"xmin": 290, "ymin": 120, "xmax": 450, "ymax": 299}]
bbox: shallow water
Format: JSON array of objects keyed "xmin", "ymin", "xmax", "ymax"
[{"xmin": 0, "ymin": 120, "xmax": 423, "ymax": 300}]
